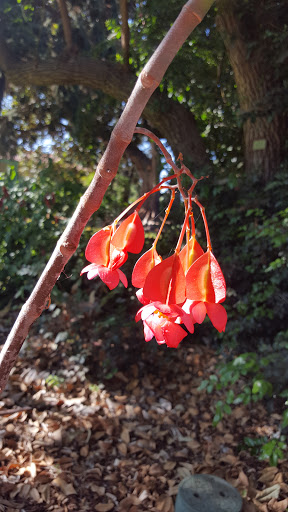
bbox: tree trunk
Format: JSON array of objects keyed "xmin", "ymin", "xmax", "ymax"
[{"xmin": 217, "ymin": 0, "xmax": 287, "ymax": 181}]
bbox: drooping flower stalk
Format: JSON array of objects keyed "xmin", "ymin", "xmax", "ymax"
[
  {"xmin": 192, "ymin": 196, "xmax": 212, "ymax": 251},
  {"xmin": 153, "ymin": 189, "xmax": 175, "ymax": 248},
  {"xmin": 134, "ymin": 128, "xmax": 181, "ymax": 176},
  {"xmin": 175, "ymin": 207, "xmax": 191, "ymax": 255},
  {"xmin": 114, "ymin": 173, "xmax": 179, "ymax": 226}
]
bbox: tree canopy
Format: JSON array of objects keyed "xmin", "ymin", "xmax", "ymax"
[{"xmin": 1, "ymin": 0, "xmax": 286, "ymax": 180}]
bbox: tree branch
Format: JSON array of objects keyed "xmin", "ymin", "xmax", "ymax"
[
  {"xmin": 57, "ymin": 0, "xmax": 73, "ymax": 50},
  {"xmin": 119, "ymin": 0, "xmax": 130, "ymax": 70},
  {"xmin": 2, "ymin": 56, "xmax": 207, "ymax": 166},
  {"xmin": 0, "ymin": 0, "xmax": 215, "ymax": 392}
]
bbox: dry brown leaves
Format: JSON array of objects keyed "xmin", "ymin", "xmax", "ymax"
[{"xmin": 0, "ymin": 328, "xmax": 287, "ymax": 511}]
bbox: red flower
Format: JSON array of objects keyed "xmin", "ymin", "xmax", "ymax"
[
  {"xmin": 182, "ymin": 299, "xmax": 227, "ymax": 333},
  {"xmin": 179, "ymin": 236, "xmax": 204, "ymax": 274},
  {"xmin": 81, "ymin": 211, "xmax": 144, "ymax": 290},
  {"xmin": 135, "ymin": 288, "xmax": 150, "ymax": 305},
  {"xmin": 135, "ymin": 301, "xmax": 194, "ymax": 347},
  {"xmin": 132, "ymin": 246, "xmax": 162, "ymax": 288},
  {"xmin": 111, "ymin": 211, "xmax": 144, "ymax": 254},
  {"xmin": 143, "ymin": 253, "xmax": 186, "ymax": 305},
  {"xmin": 186, "ymin": 250, "xmax": 226, "ymax": 303},
  {"xmin": 80, "ymin": 225, "xmax": 128, "ymax": 290}
]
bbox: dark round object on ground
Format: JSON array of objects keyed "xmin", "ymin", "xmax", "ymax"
[{"xmin": 175, "ymin": 474, "xmax": 243, "ymax": 512}]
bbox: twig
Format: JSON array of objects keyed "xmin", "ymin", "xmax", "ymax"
[{"xmin": 0, "ymin": 406, "xmax": 32, "ymax": 416}]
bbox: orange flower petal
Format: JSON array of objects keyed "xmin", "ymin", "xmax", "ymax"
[
  {"xmin": 192, "ymin": 301, "xmax": 207, "ymax": 324},
  {"xmin": 161, "ymin": 320, "xmax": 188, "ymax": 348},
  {"xmin": 132, "ymin": 247, "xmax": 162, "ymax": 288},
  {"xmin": 117, "ymin": 269, "xmax": 128, "ymax": 288},
  {"xmin": 97, "ymin": 266, "xmax": 120, "ymax": 290},
  {"xmin": 206, "ymin": 303, "xmax": 227, "ymax": 332},
  {"xmin": 112, "ymin": 211, "xmax": 144, "ymax": 254},
  {"xmin": 179, "ymin": 237, "xmax": 204, "ymax": 274},
  {"xmin": 85, "ymin": 226, "xmax": 112, "ymax": 265},
  {"xmin": 186, "ymin": 250, "xmax": 226, "ymax": 303},
  {"xmin": 143, "ymin": 253, "xmax": 186, "ymax": 305}
]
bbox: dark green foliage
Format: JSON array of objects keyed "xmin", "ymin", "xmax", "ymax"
[
  {"xmin": 203, "ymin": 167, "xmax": 288, "ymax": 350},
  {"xmin": 199, "ymin": 350, "xmax": 288, "ymax": 466},
  {"xmin": 0, "ymin": 157, "xmax": 85, "ymax": 303}
]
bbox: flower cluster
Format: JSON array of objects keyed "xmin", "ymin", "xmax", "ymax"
[{"xmin": 81, "ymin": 130, "xmax": 227, "ymax": 348}]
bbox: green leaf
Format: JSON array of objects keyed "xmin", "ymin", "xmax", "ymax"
[
  {"xmin": 244, "ymin": 437, "xmax": 257, "ymax": 448},
  {"xmin": 252, "ymin": 379, "xmax": 272, "ymax": 397},
  {"xmin": 207, "ymin": 384, "xmax": 214, "ymax": 394},
  {"xmin": 198, "ymin": 379, "xmax": 209, "ymax": 391},
  {"xmin": 226, "ymin": 389, "xmax": 234, "ymax": 404},
  {"xmin": 223, "ymin": 403, "xmax": 232, "ymax": 415},
  {"xmin": 10, "ymin": 168, "xmax": 16, "ymax": 181},
  {"xmin": 270, "ymin": 451, "xmax": 279, "ymax": 467},
  {"xmin": 213, "ymin": 413, "xmax": 222, "ymax": 425},
  {"xmin": 281, "ymin": 409, "xmax": 288, "ymax": 429}
]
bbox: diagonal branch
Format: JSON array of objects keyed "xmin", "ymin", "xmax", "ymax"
[{"xmin": 0, "ymin": 0, "xmax": 215, "ymax": 392}]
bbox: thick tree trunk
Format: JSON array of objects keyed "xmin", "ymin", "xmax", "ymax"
[{"xmin": 217, "ymin": 0, "xmax": 286, "ymax": 181}]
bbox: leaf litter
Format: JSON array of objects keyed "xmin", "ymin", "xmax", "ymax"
[{"xmin": 0, "ymin": 307, "xmax": 287, "ymax": 512}]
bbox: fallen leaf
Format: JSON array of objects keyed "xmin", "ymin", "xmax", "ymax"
[
  {"xmin": 258, "ymin": 467, "xmax": 279, "ymax": 484},
  {"xmin": 118, "ymin": 442, "xmax": 127, "ymax": 456},
  {"xmin": 156, "ymin": 495, "xmax": 174, "ymax": 512},
  {"xmin": 52, "ymin": 477, "xmax": 76, "ymax": 496},
  {"xmin": 120, "ymin": 427, "xmax": 130, "ymax": 444},
  {"xmin": 268, "ymin": 498, "xmax": 288, "ymax": 512},
  {"xmin": 236, "ymin": 470, "xmax": 249, "ymax": 489},
  {"xmin": 90, "ymin": 485, "xmax": 106, "ymax": 496},
  {"xmin": 80, "ymin": 445, "xmax": 89, "ymax": 457},
  {"xmin": 94, "ymin": 502, "xmax": 114, "ymax": 511},
  {"xmin": 256, "ymin": 484, "xmax": 281, "ymax": 502},
  {"xmin": 29, "ymin": 487, "xmax": 41, "ymax": 502}
]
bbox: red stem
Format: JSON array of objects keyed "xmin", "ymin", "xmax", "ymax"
[
  {"xmin": 153, "ymin": 189, "xmax": 175, "ymax": 248},
  {"xmin": 192, "ymin": 196, "xmax": 212, "ymax": 251},
  {"xmin": 134, "ymin": 128, "xmax": 180, "ymax": 175},
  {"xmin": 175, "ymin": 207, "xmax": 191, "ymax": 254}
]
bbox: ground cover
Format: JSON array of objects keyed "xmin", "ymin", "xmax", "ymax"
[{"xmin": 0, "ymin": 307, "xmax": 287, "ymax": 512}]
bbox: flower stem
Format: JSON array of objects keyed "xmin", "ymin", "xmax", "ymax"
[
  {"xmin": 153, "ymin": 189, "xmax": 175, "ymax": 248},
  {"xmin": 134, "ymin": 128, "xmax": 180, "ymax": 175},
  {"xmin": 175, "ymin": 207, "xmax": 191, "ymax": 254},
  {"xmin": 115, "ymin": 172, "xmax": 179, "ymax": 224},
  {"xmin": 193, "ymin": 196, "xmax": 212, "ymax": 251}
]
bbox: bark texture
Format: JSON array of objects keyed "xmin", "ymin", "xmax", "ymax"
[{"xmin": 217, "ymin": 0, "xmax": 287, "ymax": 180}]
